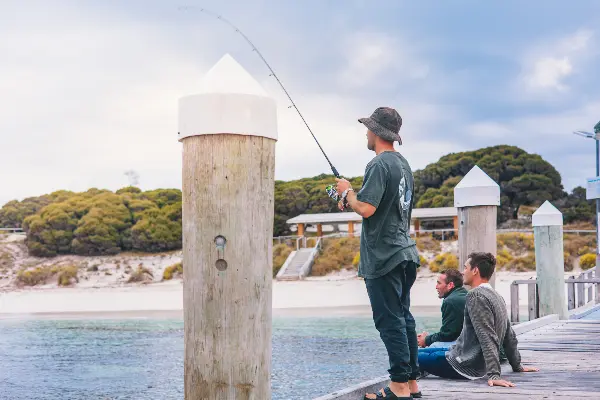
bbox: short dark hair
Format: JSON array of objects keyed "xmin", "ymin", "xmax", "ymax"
[
  {"xmin": 441, "ymin": 269, "xmax": 463, "ymax": 288},
  {"xmin": 467, "ymin": 252, "xmax": 496, "ymax": 280}
]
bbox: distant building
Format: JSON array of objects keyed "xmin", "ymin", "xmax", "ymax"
[{"xmin": 286, "ymin": 207, "xmax": 458, "ymax": 238}]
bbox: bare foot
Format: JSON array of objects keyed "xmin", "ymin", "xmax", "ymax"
[{"xmin": 408, "ymin": 379, "xmax": 419, "ymax": 393}]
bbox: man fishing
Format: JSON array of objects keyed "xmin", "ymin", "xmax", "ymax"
[{"xmin": 336, "ymin": 107, "xmax": 421, "ymax": 400}]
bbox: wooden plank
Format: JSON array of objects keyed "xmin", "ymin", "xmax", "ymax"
[
  {"xmin": 316, "ymin": 316, "xmax": 600, "ymax": 399},
  {"xmin": 512, "ymin": 314, "xmax": 557, "ymax": 335}
]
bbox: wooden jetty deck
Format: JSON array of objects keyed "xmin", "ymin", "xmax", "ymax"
[{"xmin": 314, "ymin": 305, "xmax": 600, "ymax": 399}]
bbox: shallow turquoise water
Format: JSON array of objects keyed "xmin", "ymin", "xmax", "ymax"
[{"xmin": 0, "ymin": 315, "xmax": 441, "ymax": 399}]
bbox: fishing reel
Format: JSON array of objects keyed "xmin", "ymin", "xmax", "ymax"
[{"xmin": 326, "ymin": 185, "xmax": 349, "ymax": 210}]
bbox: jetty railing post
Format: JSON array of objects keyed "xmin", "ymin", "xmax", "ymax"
[
  {"xmin": 454, "ymin": 165, "xmax": 500, "ymax": 288},
  {"xmin": 510, "ymin": 282, "xmax": 520, "ymax": 323},
  {"xmin": 532, "ymin": 201, "xmax": 568, "ymax": 319},
  {"xmin": 179, "ymin": 54, "xmax": 277, "ymax": 399},
  {"xmin": 567, "ymin": 276, "xmax": 576, "ymax": 310},
  {"xmin": 577, "ymin": 279, "xmax": 586, "ymax": 307},
  {"xmin": 587, "ymin": 270, "xmax": 593, "ymax": 302}
]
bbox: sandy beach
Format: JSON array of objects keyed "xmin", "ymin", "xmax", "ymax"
[{"xmin": 0, "ymin": 269, "xmax": 562, "ymax": 319}]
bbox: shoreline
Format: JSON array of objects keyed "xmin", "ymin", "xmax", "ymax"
[{"xmin": 0, "ymin": 271, "xmax": 544, "ymax": 320}]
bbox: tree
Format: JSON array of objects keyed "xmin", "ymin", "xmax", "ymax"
[{"xmin": 414, "ymin": 145, "xmax": 565, "ymax": 222}]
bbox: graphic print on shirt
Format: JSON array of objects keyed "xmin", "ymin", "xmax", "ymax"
[{"xmin": 398, "ymin": 176, "xmax": 412, "ymax": 211}]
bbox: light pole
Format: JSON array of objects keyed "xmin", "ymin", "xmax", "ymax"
[{"xmin": 573, "ymin": 120, "xmax": 600, "ymax": 268}]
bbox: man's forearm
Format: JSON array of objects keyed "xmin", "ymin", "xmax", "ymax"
[
  {"xmin": 503, "ymin": 321, "xmax": 524, "ymax": 372},
  {"xmin": 345, "ymin": 191, "xmax": 375, "ymax": 218}
]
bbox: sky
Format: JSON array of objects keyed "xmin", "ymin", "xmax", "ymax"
[{"xmin": 1, "ymin": 0, "xmax": 600, "ymax": 206}]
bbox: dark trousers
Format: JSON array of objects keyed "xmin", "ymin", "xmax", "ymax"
[
  {"xmin": 418, "ymin": 348, "xmax": 467, "ymax": 380},
  {"xmin": 365, "ymin": 261, "xmax": 419, "ymax": 383}
]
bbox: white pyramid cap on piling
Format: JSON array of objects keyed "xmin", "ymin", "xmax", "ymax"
[
  {"xmin": 198, "ymin": 54, "xmax": 269, "ymax": 96},
  {"xmin": 454, "ymin": 165, "xmax": 500, "ymax": 208},
  {"xmin": 178, "ymin": 53, "xmax": 278, "ymax": 141},
  {"xmin": 532, "ymin": 201, "xmax": 563, "ymax": 227}
]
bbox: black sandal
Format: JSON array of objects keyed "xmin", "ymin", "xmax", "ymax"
[
  {"xmin": 411, "ymin": 392, "xmax": 422, "ymax": 398},
  {"xmin": 363, "ymin": 386, "xmax": 413, "ymax": 399}
]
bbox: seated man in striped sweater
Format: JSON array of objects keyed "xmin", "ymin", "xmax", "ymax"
[{"xmin": 418, "ymin": 252, "xmax": 539, "ymax": 387}]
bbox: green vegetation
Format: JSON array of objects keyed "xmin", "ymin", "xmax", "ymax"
[
  {"xmin": 273, "ymin": 244, "xmax": 293, "ymax": 277},
  {"xmin": 429, "ymin": 253, "xmax": 458, "ymax": 273},
  {"xmin": 580, "ymin": 253, "xmax": 596, "ymax": 270},
  {"xmin": 127, "ymin": 265, "xmax": 154, "ymax": 283},
  {"xmin": 163, "ymin": 262, "xmax": 183, "ymax": 280},
  {"xmin": 311, "ymin": 237, "xmax": 360, "ymax": 276},
  {"xmin": 57, "ymin": 265, "xmax": 79, "ymax": 286},
  {"xmin": 1, "ymin": 145, "xmax": 596, "ymax": 257},
  {"xmin": 415, "ymin": 236, "xmax": 441, "ymax": 253},
  {"xmin": 15, "ymin": 264, "xmax": 79, "ymax": 287},
  {"xmin": 2, "ymin": 187, "xmax": 182, "ymax": 257},
  {"xmin": 274, "ymin": 174, "xmax": 363, "ymax": 236},
  {"xmin": 414, "ymin": 145, "xmax": 566, "ymax": 222}
]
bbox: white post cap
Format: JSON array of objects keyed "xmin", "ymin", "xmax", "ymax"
[
  {"xmin": 454, "ymin": 165, "xmax": 500, "ymax": 208},
  {"xmin": 532, "ymin": 200, "xmax": 563, "ymax": 227},
  {"xmin": 178, "ymin": 53, "xmax": 278, "ymax": 142}
]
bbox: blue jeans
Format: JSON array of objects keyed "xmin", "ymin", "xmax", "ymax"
[
  {"xmin": 417, "ymin": 348, "xmax": 467, "ymax": 380},
  {"xmin": 365, "ymin": 261, "xmax": 419, "ymax": 383},
  {"xmin": 428, "ymin": 340, "xmax": 456, "ymax": 349}
]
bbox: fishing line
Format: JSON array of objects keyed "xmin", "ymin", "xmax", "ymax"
[{"xmin": 177, "ymin": 5, "xmax": 342, "ymax": 179}]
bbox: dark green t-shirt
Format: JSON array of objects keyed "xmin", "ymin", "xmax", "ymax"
[{"xmin": 356, "ymin": 151, "xmax": 420, "ymax": 279}]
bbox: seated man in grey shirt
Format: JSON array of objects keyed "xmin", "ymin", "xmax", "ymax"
[{"xmin": 419, "ymin": 252, "xmax": 539, "ymax": 388}]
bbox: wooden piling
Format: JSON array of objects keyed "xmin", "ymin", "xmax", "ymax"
[
  {"xmin": 179, "ymin": 54, "xmax": 277, "ymax": 399},
  {"xmin": 532, "ymin": 201, "xmax": 568, "ymax": 319},
  {"xmin": 454, "ymin": 165, "xmax": 500, "ymax": 287}
]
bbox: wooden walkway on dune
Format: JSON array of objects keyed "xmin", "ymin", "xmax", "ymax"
[{"xmin": 314, "ymin": 305, "xmax": 600, "ymax": 400}]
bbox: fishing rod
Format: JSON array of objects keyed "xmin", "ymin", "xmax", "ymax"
[{"xmin": 177, "ymin": 6, "xmax": 342, "ymax": 180}]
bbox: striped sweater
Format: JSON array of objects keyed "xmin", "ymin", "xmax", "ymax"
[{"xmin": 446, "ymin": 284, "xmax": 524, "ymax": 380}]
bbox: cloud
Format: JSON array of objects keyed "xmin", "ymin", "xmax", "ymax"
[
  {"xmin": 465, "ymin": 101, "xmax": 600, "ymax": 191},
  {"xmin": 337, "ymin": 31, "xmax": 430, "ymax": 88},
  {"xmin": 520, "ymin": 29, "xmax": 594, "ymax": 93}
]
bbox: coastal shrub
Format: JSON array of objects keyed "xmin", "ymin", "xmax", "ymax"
[
  {"xmin": 273, "ymin": 244, "xmax": 292, "ymax": 277},
  {"xmin": 580, "ymin": 253, "xmax": 596, "ymax": 270},
  {"xmin": 504, "ymin": 253, "xmax": 536, "ymax": 272},
  {"xmin": 563, "ymin": 252, "xmax": 575, "ymax": 272},
  {"xmin": 429, "ymin": 253, "xmax": 458, "ymax": 273},
  {"xmin": 306, "ymin": 237, "xmax": 318, "ymax": 248},
  {"xmin": 564, "ymin": 234, "xmax": 596, "ymax": 259},
  {"xmin": 415, "ymin": 236, "xmax": 441, "ymax": 253},
  {"xmin": 419, "ymin": 255, "xmax": 428, "ymax": 268},
  {"xmin": 311, "ymin": 237, "xmax": 360, "ymax": 276},
  {"xmin": 352, "ymin": 252, "xmax": 360, "ymax": 267},
  {"xmin": 16, "ymin": 266, "xmax": 53, "ymax": 286},
  {"xmin": 496, "ymin": 249, "xmax": 513, "ymax": 269},
  {"xmin": 497, "ymin": 233, "xmax": 534, "ymax": 253},
  {"xmin": 130, "ymin": 208, "xmax": 182, "ymax": 252},
  {"xmin": 163, "ymin": 262, "xmax": 183, "ymax": 280},
  {"xmin": 57, "ymin": 265, "xmax": 79, "ymax": 286},
  {"xmin": 0, "ymin": 251, "xmax": 13, "ymax": 268},
  {"xmin": 127, "ymin": 266, "xmax": 154, "ymax": 283},
  {"xmin": 13, "ymin": 188, "xmax": 183, "ymax": 257}
]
